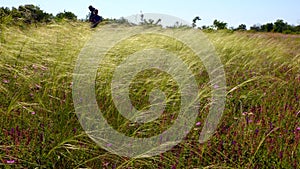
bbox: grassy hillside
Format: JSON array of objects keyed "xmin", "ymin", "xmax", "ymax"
[{"xmin": 0, "ymin": 22, "xmax": 299, "ymax": 168}]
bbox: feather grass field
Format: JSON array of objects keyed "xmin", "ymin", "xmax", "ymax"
[{"xmin": 0, "ymin": 21, "xmax": 299, "ymax": 168}]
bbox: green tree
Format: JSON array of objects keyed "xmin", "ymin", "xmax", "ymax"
[
  {"xmin": 0, "ymin": 7, "xmax": 12, "ymax": 25},
  {"xmin": 236, "ymin": 24, "xmax": 247, "ymax": 31},
  {"xmin": 1, "ymin": 5, "xmax": 53, "ymax": 26},
  {"xmin": 274, "ymin": 19, "xmax": 288, "ymax": 33},
  {"xmin": 192, "ymin": 16, "xmax": 201, "ymax": 28},
  {"xmin": 261, "ymin": 23, "xmax": 274, "ymax": 32},
  {"xmin": 294, "ymin": 25, "xmax": 300, "ymax": 33},
  {"xmin": 0, "ymin": 7, "xmax": 11, "ymax": 16},
  {"xmin": 250, "ymin": 24, "xmax": 261, "ymax": 32},
  {"xmin": 18, "ymin": 5, "xmax": 52, "ymax": 23},
  {"xmin": 201, "ymin": 25, "xmax": 208, "ymax": 29},
  {"xmin": 11, "ymin": 7, "xmax": 22, "ymax": 20},
  {"xmin": 213, "ymin": 20, "xmax": 227, "ymax": 30},
  {"xmin": 56, "ymin": 11, "xmax": 77, "ymax": 20}
]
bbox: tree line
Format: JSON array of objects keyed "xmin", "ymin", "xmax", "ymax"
[
  {"xmin": 0, "ymin": 5, "xmax": 77, "ymax": 26},
  {"xmin": 249, "ymin": 19, "xmax": 300, "ymax": 34},
  {"xmin": 1, "ymin": 4, "xmax": 300, "ymax": 34},
  {"xmin": 193, "ymin": 17, "xmax": 300, "ymax": 34}
]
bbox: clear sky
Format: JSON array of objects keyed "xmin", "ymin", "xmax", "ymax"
[{"xmin": 1, "ymin": 0, "xmax": 300, "ymax": 28}]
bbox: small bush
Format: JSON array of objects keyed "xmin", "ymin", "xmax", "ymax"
[{"xmin": 55, "ymin": 11, "xmax": 77, "ymax": 21}]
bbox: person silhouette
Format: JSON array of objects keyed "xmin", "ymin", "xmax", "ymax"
[{"xmin": 88, "ymin": 5, "xmax": 102, "ymax": 27}]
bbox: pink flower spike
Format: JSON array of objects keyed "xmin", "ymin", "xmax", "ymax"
[
  {"xmin": 196, "ymin": 122, "xmax": 201, "ymax": 126},
  {"xmin": 31, "ymin": 112, "xmax": 36, "ymax": 115},
  {"xmin": 213, "ymin": 84, "xmax": 219, "ymax": 89},
  {"xmin": 3, "ymin": 79, "xmax": 9, "ymax": 84},
  {"xmin": 297, "ymin": 127, "xmax": 300, "ymax": 131},
  {"xmin": 6, "ymin": 160, "xmax": 15, "ymax": 164}
]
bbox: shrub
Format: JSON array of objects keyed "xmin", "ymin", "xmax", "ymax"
[{"xmin": 55, "ymin": 11, "xmax": 77, "ymax": 21}]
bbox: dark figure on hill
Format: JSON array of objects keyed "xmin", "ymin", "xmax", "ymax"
[{"xmin": 88, "ymin": 5, "xmax": 103, "ymax": 28}]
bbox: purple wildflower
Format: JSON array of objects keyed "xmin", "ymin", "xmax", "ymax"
[
  {"xmin": 255, "ymin": 128, "xmax": 259, "ymax": 135},
  {"xmin": 10, "ymin": 128, "xmax": 15, "ymax": 135},
  {"xmin": 213, "ymin": 84, "xmax": 219, "ymax": 89},
  {"xmin": 269, "ymin": 122, "xmax": 273, "ymax": 129},
  {"xmin": 279, "ymin": 151, "xmax": 283, "ymax": 159},
  {"xmin": 6, "ymin": 160, "xmax": 15, "ymax": 164},
  {"xmin": 16, "ymin": 126, "xmax": 20, "ymax": 137},
  {"xmin": 3, "ymin": 79, "xmax": 10, "ymax": 84},
  {"xmin": 107, "ymin": 143, "xmax": 112, "ymax": 147},
  {"xmin": 196, "ymin": 122, "xmax": 201, "ymax": 126},
  {"xmin": 246, "ymin": 116, "xmax": 249, "ymax": 124}
]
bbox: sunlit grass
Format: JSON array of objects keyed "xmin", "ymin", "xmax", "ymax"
[{"xmin": 0, "ymin": 22, "xmax": 299, "ymax": 168}]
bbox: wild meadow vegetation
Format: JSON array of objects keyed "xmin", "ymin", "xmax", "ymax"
[{"xmin": 1, "ymin": 5, "xmax": 300, "ymax": 169}]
